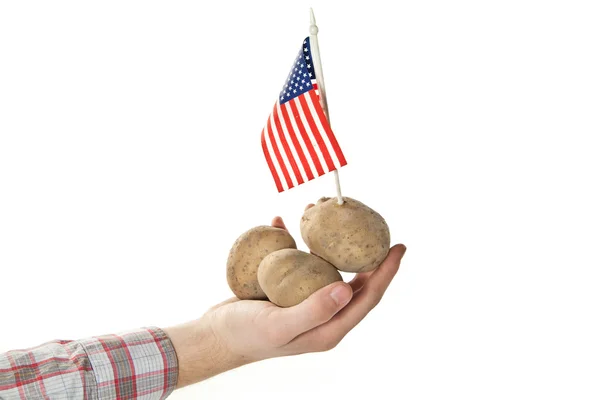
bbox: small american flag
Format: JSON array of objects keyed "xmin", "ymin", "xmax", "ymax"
[{"xmin": 261, "ymin": 37, "xmax": 347, "ymax": 192}]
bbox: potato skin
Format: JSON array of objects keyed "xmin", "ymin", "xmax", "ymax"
[
  {"xmin": 300, "ymin": 197, "xmax": 391, "ymax": 273},
  {"xmin": 227, "ymin": 226, "xmax": 296, "ymax": 300},
  {"xmin": 258, "ymin": 249, "xmax": 342, "ymax": 307}
]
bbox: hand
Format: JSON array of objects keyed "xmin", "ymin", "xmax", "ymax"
[{"xmin": 165, "ymin": 210, "xmax": 406, "ymax": 388}]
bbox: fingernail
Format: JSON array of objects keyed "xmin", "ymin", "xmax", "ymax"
[{"xmin": 330, "ymin": 285, "xmax": 352, "ymax": 306}]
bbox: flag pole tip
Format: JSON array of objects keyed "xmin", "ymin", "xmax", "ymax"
[{"xmin": 309, "ymin": 8, "xmax": 318, "ymax": 35}]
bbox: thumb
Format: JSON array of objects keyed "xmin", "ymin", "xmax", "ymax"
[{"xmin": 268, "ymin": 282, "xmax": 353, "ymax": 345}]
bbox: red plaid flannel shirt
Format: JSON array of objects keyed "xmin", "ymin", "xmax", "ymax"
[{"xmin": 0, "ymin": 327, "xmax": 178, "ymax": 399}]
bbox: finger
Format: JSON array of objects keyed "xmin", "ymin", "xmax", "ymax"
[
  {"xmin": 348, "ymin": 272, "xmax": 373, "ymax": 293},
  {"xmin": 326, "ymin": 244, "xmax": 406, "ymax": 329},
  {"xmin": 265, "ymin": 282, "xmax": 353, "ymax": 347},
  {"xmin": 271, "ymin": 216, "xmax": 287, "ymax": 230},
  {"xmin": 283, "ymin": 244, "xmax": 406, "ymax": 352}
]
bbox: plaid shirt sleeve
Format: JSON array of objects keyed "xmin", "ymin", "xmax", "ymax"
[{"xmin": 0, "ymin": 327, "xmax": 178, "ymax": 400}]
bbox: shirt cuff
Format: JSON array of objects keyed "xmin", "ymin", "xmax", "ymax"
[{"xmin": 80, "ymin": 327, "xmax": 178, "ymax": 399}]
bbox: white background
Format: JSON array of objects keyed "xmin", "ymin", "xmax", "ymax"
[{"xmin": 1, "ymin": 0, "xmax": 599, "ymax": 399}]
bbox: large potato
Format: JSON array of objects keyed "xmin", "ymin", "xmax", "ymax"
[
  {"xmin": 300, "ymin": 197, "xmax": 390, "ymax": 273},
  {"xmin": 258, "ymin": 249, "xmax": 342, "ymax": 307},
  {"xmin": 227, "ymin": 226, "xmax": 296, "ymax": 300}
]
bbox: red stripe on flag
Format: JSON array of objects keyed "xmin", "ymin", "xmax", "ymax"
[
  {"xmin": 313, "ymin": 83, "xmax": 320, "ymax": 102},
  {"xmin": 261, "ymin": 129, "xmax": 283, "ymax": 192},
  {"xmin": 266, "ymin": 117, "xmax": 293, "ymax": 189},
  {"xmin": 298, "ymin": 93, "xmax": 335, "ymax": 172},
  {"xmin": 288, "ymin": 100, "xmax": 325, "ymax": 176},
  {"xmin": 308, "ymin": 90, "xmax": 347, "ymax": 167},
  {"xmin": 272, "ymin": 104, "xmax": 304, "ymax": 185},
  {"xmin": 278, "ymin": 104, "xmax": 314, "ymax": 181}
]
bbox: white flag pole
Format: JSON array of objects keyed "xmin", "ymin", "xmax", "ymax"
[{"xmin": 309, "ymin": 8, "xmax": 344, "ymax": 205}]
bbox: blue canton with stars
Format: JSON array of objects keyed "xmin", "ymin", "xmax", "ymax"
[{"xmin": 279, "ymin": 37, "xmax": 315, "ymax": 104}]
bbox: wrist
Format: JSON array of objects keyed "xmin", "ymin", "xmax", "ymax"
[{"xmin": 164, "ymin": 315, "xmax": 248, "ymax": 388}]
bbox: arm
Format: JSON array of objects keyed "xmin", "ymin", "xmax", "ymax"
[
  {"xmin": 164, "ymin": 216, "xmax": 407, "ymax": 388},
  {"xmin": 1, "ymin": 217, "xmax": 406, "ymax": 397}
]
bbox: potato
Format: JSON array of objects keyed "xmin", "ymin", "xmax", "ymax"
[
  {"xmin": 258, "ymin": 249, "xmax": 342, "ymax": 307},
  {"xmin": 300, "ymin": 196, "xmax": 390, "ymax": 273},
  {"xmin": 227, "ymin": 226, "xmax": 296, "ymax": 300}
]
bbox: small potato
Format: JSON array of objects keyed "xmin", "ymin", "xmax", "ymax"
[
  {"xmin": 258, "ymin": 249, "xmax": 342, "ymax": 307},
  {"xmin": 300, "ymin": 196, "xmax": 390, "ymax": 273},
  {"xmin": 227, "ymin": 226, "xmax": 296, "ymax": 300}
]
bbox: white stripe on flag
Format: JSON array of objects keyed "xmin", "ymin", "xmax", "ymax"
[
  {"xmin": 283, "ymin": 102, "xmax": 319, "ymax": 180},
  {"xmin": 305, "ymin": 95, "xmax": 343, "ymax": 169},
  {"xmin": 270, "ymin": 112, "xmax": 298, "ymax": 188},
  {"xmin": 294, "ymin": 96, "xmax": 328, "ymax": 174},
  {"xmin": 263, "ymin": 124, "xmax": 289, "ymax": 191},
  {"xmin": 276, "ymin": 104, "xmax": 309, "ymax": 184}
]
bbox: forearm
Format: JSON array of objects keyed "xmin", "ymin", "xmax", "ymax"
[{"xmin": 163, "ymin": 315, "xmax": 248, "ymax": 388}]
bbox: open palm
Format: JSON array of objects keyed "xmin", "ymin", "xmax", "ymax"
[{"xmin": 203, "ymin": 210, "xmax": 406, "ymax": 363}]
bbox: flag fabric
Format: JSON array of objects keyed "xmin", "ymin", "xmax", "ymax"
[{"xmin": 261, "ymin": 37, "xmax": 347, "ymax": 192}]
